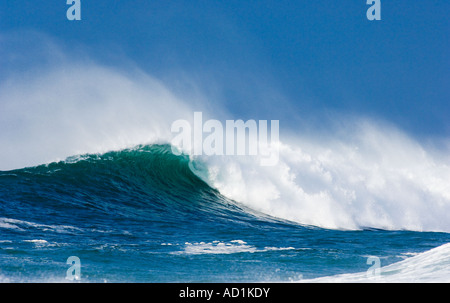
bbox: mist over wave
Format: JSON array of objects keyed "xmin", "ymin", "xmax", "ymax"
[{"xmin": 0, "ymin": 64, "xmax": 196, "ymax": 170}]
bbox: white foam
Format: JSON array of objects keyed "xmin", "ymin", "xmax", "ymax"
[
  {"xmin": 23, "ymin": 239, "xmax": 53, "ymax": 248},
  {"xmin": 0, "ymin": 275, "xmax": 11, "ymax": 283},
  {"xmin": 0, "ymin": 274, "xmax": 78, "ymax": 283},
  {"xmin": 300, "ymin": 243, "xmax": 450, "ymax": 283},
  {"xmin": 23, "ymin": 239, "xmax": 48, "ymax": 243},
  {"xmin": 194, "ymin": 121, "xmax": 450, "ymax": 232},
  {"xmin": 176, "ymin": 240, "xmax": 295, "ymax": 255},
  {"xmin": 0, "ymin": 217, "xmax": 82, "ymax": 234}
]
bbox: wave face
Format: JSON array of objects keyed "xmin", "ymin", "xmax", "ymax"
[{"xmin": 0, "ymin": 144, "xmax": 449, "ymax": 282}]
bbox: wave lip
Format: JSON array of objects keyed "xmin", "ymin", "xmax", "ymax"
[{"xmin": 300, "ymin": 243, "xmax": 450, "ymax": 283}]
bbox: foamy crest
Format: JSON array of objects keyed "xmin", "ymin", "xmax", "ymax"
[{"xmin": 194, "ymin": 121, "xmax": 450, "ymax": 232}]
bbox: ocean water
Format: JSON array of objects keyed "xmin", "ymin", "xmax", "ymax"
[{"xmin": 0, "ymin": 144, "xmax": 449, "ymax": 283}]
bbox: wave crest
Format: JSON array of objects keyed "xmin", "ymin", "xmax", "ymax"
[{"xmin": 191, "ymin": 122, "xmax": 450, "ymax": 232}]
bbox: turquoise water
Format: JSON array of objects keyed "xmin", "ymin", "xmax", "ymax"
[{"xmin": 0, "ymin": 145, "xmax": 449, "ymax": 282}]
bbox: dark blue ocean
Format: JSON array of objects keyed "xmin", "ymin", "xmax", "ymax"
[{"xmin": 1, "ymin": 145, "xmax": 449, "ymax": 282}]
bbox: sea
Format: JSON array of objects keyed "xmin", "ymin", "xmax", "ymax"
[{"xmin": 1, "ymin": 144, "xmax": 449, "ymax": 283}]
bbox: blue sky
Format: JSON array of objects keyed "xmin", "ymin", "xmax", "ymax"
[{"xmin": 1, "ymin": 1, "xmax": 449, "ymax": 137}]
